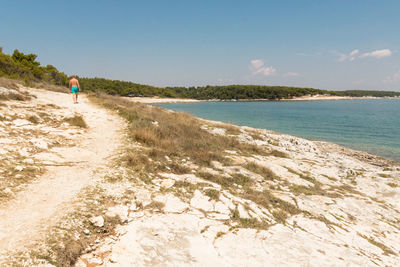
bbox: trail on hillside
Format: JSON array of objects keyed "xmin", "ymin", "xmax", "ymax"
[{"xmin": 0, "ymin": 89, "xmax": 125, "ymax": 259}]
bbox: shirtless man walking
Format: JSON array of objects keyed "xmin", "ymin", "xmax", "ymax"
[{"xmin": 69, "ymin": 75, "xmax": 81, "ymax": 104}]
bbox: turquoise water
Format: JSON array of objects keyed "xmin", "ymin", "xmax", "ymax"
[{"xmin": 158, "ymin": 99, "xmax": 400, "ymax": 162}]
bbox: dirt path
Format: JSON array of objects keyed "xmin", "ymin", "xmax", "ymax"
[{"xmin": 0, "ymin": 89, "xmax": 125, "ymax": 259}]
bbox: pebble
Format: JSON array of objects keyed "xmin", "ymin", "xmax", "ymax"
[
  {"xmin": 22, "ymin": 158, "xmax": 34, "ymax": 165},
  {"xmin": 109, "ymin": 254, "xmax": 118, "ymax": 263},
  {"xmin": 89, "ymin": 216, "xmax": 104, "ymax": 227},
  {"xmin": 14, "ymin": 166, "xmax": 24, "ymax": 171}
]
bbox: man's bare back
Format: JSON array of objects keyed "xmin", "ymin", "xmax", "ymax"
[
  {"xmin": 69, "ymin": 76, "xmax": 81, "ymax": 104},
  {"xmin": 69, "ymin": 78, "xmax": 80, "ymax": 88}
]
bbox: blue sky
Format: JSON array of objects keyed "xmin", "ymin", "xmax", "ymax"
[{"xmin": 1, "ymin": 0, "xmax": 399, "ymax": 91}]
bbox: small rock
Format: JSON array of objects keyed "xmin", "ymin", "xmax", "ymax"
[
  {"xmin": 238, "ymin": 204, "xmax": 251, "ymax": 219},
  {"xmin": 161, "ymin": 179, "xmax": 175, "ymax": 188},
  {"xmin": 164, "ymin": 195, "xmax": 189, "ymax": 213},
  {"xmin": 190, "ymin": 190, "xmax": 214, "ymax": 212},
  {"xmin": 109, "ymin": 254, "xmax": 118, "ymax": 263},
  {"xmin": 19, "ymin": 148, "xmax": 30, "ymax": 157},
  {"xmin": 13, "ymin": 119, "xmax": 31, "ymax": 127},
  {"xmin": 130, "ymin": 211, "xmax": 145, "ymax": 219},
  {"xmin": 89, "ymin": 216, "xmax": 104, "ymax": 227},
  {"xmin": 3, "ymin": 188, "xmax": 12, "ymax": 195},
  {"xmin": 129, "ymin": 202, "xmax": 139, "ymax": 212},
  {"xmin": 14, "ymin": 166, "xmax": 24, "ymax": 171},
  {"xmin": 30, "ymin": 138, "xmax": 48, "ymax": 150},
  {"xmin": 22, "ymin": 158, "xmax": 34, "ymax": 165},
  {"xmin": 86, "ymin": 257, "xmax": 103, "ymax": 265},
  {"xmin": 83, "ymin": 229, "xmax": 90, "ymax": 235},
  {"xmin": 106, "ymin": 205, "xmax": 129, "ymax": 223}
]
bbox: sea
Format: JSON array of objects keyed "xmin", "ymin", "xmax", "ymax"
[{"xmin": 158, "ymin": 99, "xmax": 400, "ymax": 162}]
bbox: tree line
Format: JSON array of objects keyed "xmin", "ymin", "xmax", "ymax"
[
  {"xmin": 1, "ymin": 47, "xmax": 399, "ymax": 99},
  {"xmin": 0, "ymin": 48, "xmax": 67, "ymax": 85}
]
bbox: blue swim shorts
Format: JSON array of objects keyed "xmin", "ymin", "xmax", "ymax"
[{"xmin": 71, "ymin": 86, "xmax": 79, "ymax": 93}]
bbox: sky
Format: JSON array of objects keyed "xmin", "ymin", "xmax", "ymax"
[{"xmin": 1, "ymin": 0, "xmax": 399, "ymax": 91}]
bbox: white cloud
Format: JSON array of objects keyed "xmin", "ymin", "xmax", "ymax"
[
  {"xmin": 337, "ymin": 49, "xmax": 359, "ymax": 62},
  {"xmin": 383, "ymin": 70, "xmax": 400, "ymax": 84},
  {"xmin": 255, "ymin": 66, "xmax": 277, "ymax": 76},
  {"xmin": 360, "ymin": 49, "xmax": 392, "ymax": 59},
  {"xmin": 349, "ymin": 49, "xmax": 359, "ymax": 61},
  {"xmin": 249, "ymin": 59, "xmax": 276, "ymax": 76},
  {"xmin": 283, "ymin": 72, "xmax": 299, "ymax": 77},
  {"xmin": 250, "ymin": 59, "xmax": 264, "ymax": 69}
]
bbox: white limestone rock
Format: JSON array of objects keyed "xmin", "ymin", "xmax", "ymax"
[
  {"xmin": 160, "ymin": 178, "xmax": 175, "ymax": 188},
  {"xmin": 13, "ymin": 119, "xmax": 31, "ymax": 127},
  {"xmin": 164, "ymin": 195, "xmax": 189, "ymax": 213},
  {"xmin": 190, "ymin": 190, "xmax": 214, "ymax": 212},
  {"xmin": 106, "ymin": 205, "xmax": 129, "ymax": 223},
  {"xmin": 30, "ymin": 138, "xmax": 49, "ymax": 150},
  {"xmin": 89, "ymin": 216, "xmax": 104, "ymax": 227}
]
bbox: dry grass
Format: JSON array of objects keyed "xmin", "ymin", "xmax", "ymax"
[
  {"xmin": 35, "ymin": 82, "xmax": 69, "ymax": 93},
  {"xmin": 90, "ymin": 93, "xmax": 268, "ymax": 169},
  {"xmin": 244, "ymin": 162, "xmax": 278, "ymax": 181},
  {"xmin": 358, "ymin": 233, "xmax": 397, "ymax": 256},
  {"xmin": 0, "ymin": 77, "xmax": 19, "ymax": 89},
  {"xmin": 204, "ymin": 188, "xmax": 220, "ymax": 201},
  {"xmin": 26, "ymin": 115, "xmax": 40, "ymax": 124},
  {"xmin": 0, "ymin": 92, "xmax": 29, "ymax": 101},
  {"xmin": 26, "ymin": 185, "xmax": 127, "ymax": 266},
  {"xmin": 268, "ymin": 149, "xmax": 289, "ymax": 158},
  {"xmin": 243, "ymin": 189, "xmax": 302, "ymax": 218},
  {"xmin": 146, "ymin": 201, "xmax": 165, "ymax": 211},
  {"xmin": 0, "ymin": 154, "xmax": 45, "ymax": 201},
  {"xmin": 231, "ymin": 207, "xmax": 270, "ymax": 230},
  {"xmin": 63, "ymin": 115, "xmax": 88, "ymax": 128}
]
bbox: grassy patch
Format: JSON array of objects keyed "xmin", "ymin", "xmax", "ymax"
[
  {"xmin": 322, "ymin": 174, "xmax": 338, "ymax": 181},
  {"xmin": 231, "ymin": 217, "xmax": 270, "ymax": 230},
  {"xmin": 242, "ymin": 189, "xmax": 301, "ymax": 218},
  {"xmin": 26, "ymin": 115, "xmax": 40, "ymax": 124},
  {"xmin": 358, "ymin": 233, "xmax": 397, "ymax": 256},
  {"xmin": 215, "ymin": 231, "xmax": 226, "ymax": 240},
  {"xmin": 0, "ymin": 92, "xmax": 28, "ymax": 101},
  {"xmin": 146, "ymin": 201, "xmax": 165, "ymax": 211},
  {"xmin": 89, "ymin": 93, "xmax": 268, "ymax": 169},
  {"xmin": 0, "ymin": 156, "xmax": 45, "ymax": 201},
  {"xmin": 204, "ymin": 188, "xmax": 220, "ymax": 201},
  {"xmin": 244, "ymin": 162, "xmax": 278, "ymax": 181},
  {"xmin": 268, "ymin": 149, "xmax": 289, "ymax": 158},
  {"xmin": 198, "ymin": 172, "xmax": 238, "ymax": 188},
  {"xmin": 0, "ymin": 77, "xmax": 20, "ymax": 89},
  {"xmin": 286, "ymin": 167, "xmax": 318, "ymax": 184},
  {"xmin": 63, "ymin": 115, "xmax": 87, "ymax": 128},
  {"xmin": 25, "ymin": 185, "xmax": 125, "ymax": 266},
  {"xmin": 272, "ymin": 210, "xmax": 288, "ymax": 224}
]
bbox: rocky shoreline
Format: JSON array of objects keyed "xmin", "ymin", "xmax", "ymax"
[
  {"xmin": 0, "ymin": 85, "xmax": 399, "ymax": 266},
  {"xmin": 75, "ymin": 102, "xmax": 400, "ymax": 266}
]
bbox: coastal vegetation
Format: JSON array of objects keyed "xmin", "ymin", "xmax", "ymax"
[
  {"xmin": 0, "ymin": 48, "xmax": 67, "ymax": 85},
  {"xmin": 1, "ymin": 47, "xmax": 399, "ymax": 100},
  {"xmin": 80, "ymin": 78, "xmax": 400, "ymax": 99}
]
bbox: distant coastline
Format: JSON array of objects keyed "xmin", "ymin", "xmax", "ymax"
[{"xmin": 125, "ymin": 94, "xmax": 400, "ymax": 104}]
